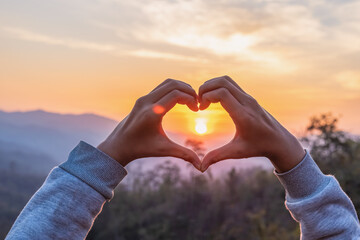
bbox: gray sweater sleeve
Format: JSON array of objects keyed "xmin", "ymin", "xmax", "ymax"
[
  {"xmin": 6, "ymin": 143, "xmax": 360, "ymax": 240},
  {"xmin": 5, "ymin": 141, "xmax": 127, "ymax": 240},
  {"xmin": 275, "ymin": 151, "xmax": 360, "ymax": 239}
]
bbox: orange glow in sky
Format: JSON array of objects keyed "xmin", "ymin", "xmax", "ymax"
[
  {"xmin": 161, "ymin": 103, "xmax": 235, "ymax": 150},
  {"xmin": 1, "ymin": 0, "xmax": 360, "ymax": 138},
  {"xmin": 161, "ymin": 103, "xmax": 235, "ymax": 147}
]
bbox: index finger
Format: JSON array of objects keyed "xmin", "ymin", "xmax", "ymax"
[
  {"xmin": 148, "ymin": 79, "xmax": 198, "ymax": 103},
  {"xmin": 199, "ymin": 76, "xmax": 249, "ymax": 106},
  {"xmin": 200, "ymin": 88, "xmax": 243, "ymax": 120}
]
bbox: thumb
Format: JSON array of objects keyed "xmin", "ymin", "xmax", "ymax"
[
  {"xmin": 167, "ymin": 141, "xmax": 202, "ymax": 171},
  {"xmin": 201, "ymin": 142, "xmax": 239, "ymax": 172}
]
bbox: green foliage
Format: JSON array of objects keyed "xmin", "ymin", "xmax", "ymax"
[
  {"xmin": 87, "ymin": 113, "xmax": 360, "ymax": 240},
  {"xmin": 303, "ymin": 113, "xmax": 360, "ymax": 218},
  {"xmin": 87, "ymin": 162, "xmax": 298, "ymax": 240},
  {"xmin": 1, "ymin": 113, "xmax": 359, "ymax": 240}
]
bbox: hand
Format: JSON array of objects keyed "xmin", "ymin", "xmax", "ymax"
[
  {"xmin": 97, "ymin": 79, "xmax": 202, "ymax": 171},
  {"xmin": 198, "ymin": 76, "xmax": 305, "ymax": 173}
]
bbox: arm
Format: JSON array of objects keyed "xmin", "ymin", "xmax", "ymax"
[
  {"xmin": 6, "ymin": 141, "xmax": 127, "ymax": 240},
  {"xmin": 198, "ymin": 75, "xmax": 360, "ymax": 239},
  {"xmin": 276, "ymin": 151, "xmax": 360, "ymax": 239},
  {"xmin": 6, "ymin": 79, "xmax": 201, "ymax": 239}
]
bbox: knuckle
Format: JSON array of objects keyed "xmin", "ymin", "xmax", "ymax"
[
  {"xmin": 218, "ymin": 87, "xmax": 229, "ymax": 96},
  {"xmin": 218, "ymin": 77, "xmax": 225, "ymax": 84},
  {"xmin": 219, "ymin": 78, "xmax": 230, "ymax": 87},
  {"xmin": 171, "ymin": 89, "xmax": 181, "ymax": 97},
  {"xmin": 165, "ymin": 78, "xmax": 176, "ymax": 85},
  {"xmin": 135, "ymin": 96, "xmax": 147, "ymax": 106},
  {"xmin": 223, "ymin": 75, "xmax": 232, "ymax": 81},
  {"xmin": 247, "ymin": 96, "xmax": 258, "ymax": 106},
  {"xmin": 164, "ymin": 78, "xmax": 173, "ymax": 84},
  {"xmin": 205, "ymin": 77, "xmax": 218, "ymax": 85},
  {"xmin": 171, "ymin": 80, "xmax": 182, "ymax": 89}
]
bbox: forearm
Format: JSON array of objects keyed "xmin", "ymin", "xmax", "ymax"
[
  {"xmin": 6, "ymin": 141, "xmax": 127, "ymax": 240},
  {"xmin": 275, "ymin": 151, "xmax": 360, "ymax": 239}
]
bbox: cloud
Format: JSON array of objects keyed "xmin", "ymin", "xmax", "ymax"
[
  {"xmin": 2, "ymin": 0, "xmax": 360, "ymax": 73},
  {"xmin": 1, "ymin": 27, "xmax": 116, "ymax": 52},
  {"xmin": 336, "ymin": 71, "xmax": 360, "ymax": 90},
  {"xmin": 130, "ymin": 49, "xmax": 207, "ymax": 63},
  {"xmin": 90, "ymin": 0, "xmax": 358, "ymax": 73},
  {"xmin": 91, "ymin": 0, "xmax": 304, "ymax": 70},
  {"xmin": 1, "ymin": 26, "xmax": 207, "ymax": 62}
]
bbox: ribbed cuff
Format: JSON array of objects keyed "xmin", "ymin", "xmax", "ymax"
[
  {"xmin": 274, "ymin": 150, "xmax": 330, "ymax": 201},
  {"xmin": 59, "ymin": 141, "xmax": 127, "ymax": 200}
]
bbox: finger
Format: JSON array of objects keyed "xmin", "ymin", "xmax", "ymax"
[
  {"xmin": 203, "ymin": 76, "xmax": 246, "ymax": 93},
  {"xmin": 199, "ymin": 88, "xmax": 243, "ymax": 119},
  {"xmin": 167, "ymin": 141, "xmax": 202, "ymax": 171},
  {"xmin": 151, "ymin": 78, "xmax": 192, "ymax": 92},
  {"xmin": 200, "ymin": 142, "xmax": 237, "ymax": 172},
  {"xmin": 148, "ymin": 79, "xmax": 197, "ymax": 103},
  {"xmin": 155, "ymin": 89, "xmax": 198, "ymax": 114},
  {"xmin": 223, "ymin": 75, "xmax": 247, "ymax": 94},
  {"xmin": 199, "ymin": 76, "xmax": 248, "ymax": 106}
]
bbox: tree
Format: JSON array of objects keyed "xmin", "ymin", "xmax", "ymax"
[
  {"xmin": 88, "ymin": 113, "xmax": 360, "ymax": 240},
  {"xmin": 303, "ymin": 113, "xmax": 351, "ymax": 163},
  {"xmin": 303, "ymin": 113, "xmax": 360, "ymax": 217},
  {"xmin": 185, "ymin": 138, "xmax": 206, "ymax": 158}
]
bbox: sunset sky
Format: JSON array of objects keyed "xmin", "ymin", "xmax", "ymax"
[{"xmin": 1, "ymin": 0, "xmax": 360, "ymax": 144}]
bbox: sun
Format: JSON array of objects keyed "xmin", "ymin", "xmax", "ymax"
[
  {"xmin": 195, "ymin": 118, "xmax": 208, "ymax": 135},
  {"xmin": 195, "ymin": 122, "xmax": 207, "ymax": 134}
]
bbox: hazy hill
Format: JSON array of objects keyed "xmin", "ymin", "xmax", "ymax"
[
  {"xmin": 0, "ymin": 110, "xmax": 118, "ymax": 164},
  {"xmin": 0, "ymin": 109, "xmax": 270, "ymax": 238},
  {"xmin": 0, "ymin": 109, "xmax": 121, "ymax": 237},
  {"xmin": 0, "ymin": 109, "xmax": 271, "ymax": 179},
  {"xmin": 0, "ymin": 140, "xmax": 57, "ymax": 176}
]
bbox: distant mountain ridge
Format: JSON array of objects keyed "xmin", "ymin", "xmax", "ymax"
[
  {"xmin": 0, "ymin": 109, "xmax": 271, "ymax": 178},
  {"xmin": 0, "ymin": 109, "xmax": 118, "ymax": 164},
  {"xmin": 0, "ymin": 109, "xmax": 117, "ymax": 132},
  {"xmin": 0, "ymin": 139, "xmax": 57, "ymax": 176}
]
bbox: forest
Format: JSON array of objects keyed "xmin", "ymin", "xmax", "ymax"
[
  {"xmin": 1, "ymin": 113, "xmax": 359, "ymax": 239},
  {"xmin": 87, "ymin": 113, "xmax": 360, "ymax": 240}
]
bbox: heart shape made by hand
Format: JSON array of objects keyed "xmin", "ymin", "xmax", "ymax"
[
  {"xmin": 99, "ymin": 76, "xmax": 305, "ymax": 174},
  {"xmin": 162, "ymin": 103, "xmax": 235, "ymax": 159}
]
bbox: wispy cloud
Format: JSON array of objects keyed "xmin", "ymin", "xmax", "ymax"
[
  {"xmin": 112, "ymin": 0, "xmax": 360, "ymax": 67},
  {"xmin": 336, "ymin": 71, "xmax": 360, "ymax": 90},
  {"xmin": 2, "ymin": 0, "xmax": 360, "ymax": 73},
  {"xmin": 130, "ymin": 50, "xmax": 207, "ymax": 63},
  {"xmin": 1, "ymin": 26, "xmax": 212, "ymax": 63},
  {"xmin": 2, "ymin": 27, "xmax": 116, "ymax": 52}
]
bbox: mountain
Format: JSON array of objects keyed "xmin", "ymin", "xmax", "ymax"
[
  {"xmin": 0, "ymin": 109, "xmax": 273, "ymax": 238},
  {"xmin": 0, "ymin": 109, "xmax": 272, "ymax": 179},
  {"xmin": 0, "ymin": 140, "xmax": 57, "ymax": 176},
  {"xmin": 0, "ymin": 109, "xmax": 118, "ymax": 164}
]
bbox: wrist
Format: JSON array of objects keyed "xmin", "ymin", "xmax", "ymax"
[
  {"xmin": 97, "ymin": 138, "xmax": 131, "ymax": 167},
  {"xmin": 268, "ymin": 132, "xmax": 305, "ymax": 173}
]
